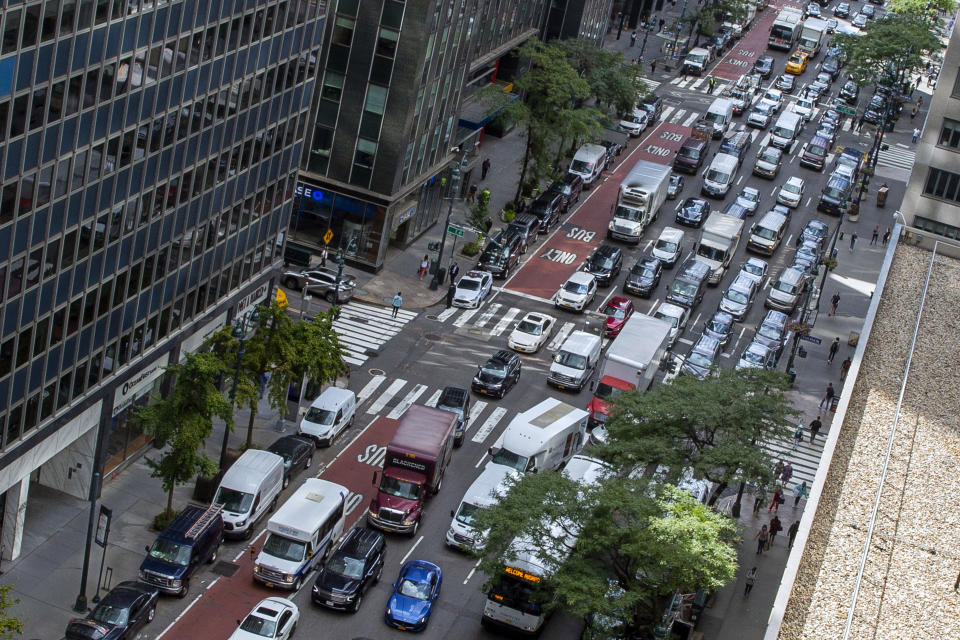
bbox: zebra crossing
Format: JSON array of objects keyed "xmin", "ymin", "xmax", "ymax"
[
  {"xmin": 332, "ymin": 301, "xmax": 418, "ymax": 366},
  {"xmin": 432, "ymin": 302, "xmax": 580, "ymax": 351},
  {"xmin": 762, "ymin": 426, "xmax": 828, "ymax": 487},
  {"xmin": 875, "ymin": 145, "xmax": 916, "ymax": 171}
]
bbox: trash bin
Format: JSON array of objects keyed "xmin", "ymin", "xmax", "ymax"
[
  {"xmin": 436, "ymin": 267, "xmax": 447, "ymax": 285},
  {"xmin": 788, "ymin": 368, "xmax": 797, "ymax": 385},
  {"xmin": 430, "ymin": 258, "xmax": 439, "ymax": 275}
]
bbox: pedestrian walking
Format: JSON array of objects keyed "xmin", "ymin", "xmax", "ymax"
[
  {"xmin": 781, "ymin": 462, "xmax": 794, "ymax": 485},
  {"xmin": 651, "ymin": 59, "xmax": 657, "ymax": 74},
  {"xmin": 773, "ymin": 459, "xmax": 784, "ymax": 480},
  {"xmin": 481, "ymin": 157, "xmax": 491, "ymax": 180},
  {"xmin": 829, "ymin": 290, "xmax": 840, "ymax": 316},
  {"xmin": 753, "ymin": 491, "xmax": 765, "ymax": 514},
  {"xmin": 788, "ymin": 521, "xmax": 800, "ymax": 548},
  {"xmin": 744, "ymin": 567, "xmax": 758, "ymax": 596},
  {"xmin": 840, "ymin": 356, "xmax": 851, "ymax": 381},
  {"xmin": 768, "ymin": 488, "xmax": 783, "ymax": 512},
  {"xmin": 320, "ymin": 246, "xmax": 328, "ymax": 267},
  {"xmin": 446, "ymin": 282, "xmax": 456, "ymax": 308},
  {"xmin": 418, "ymin": 254, "xmax": 429, "ymax": 280},
  {"xmin": 467, "ymin": 183, "xmax": 478, "ymax": 203},
  {"xmin": 769, "ymin": 515, "xmax": 783, "ymax": 547},
  {"xmin": 483, "ymin": 216, "xmax": 493, "ymax": 234},
  {"xmin": 911, "ymin": 106, "xmax": 917, "ymax": 120},
  {"xmin": 391, "ymin": 291, "xmax": 403, "ymax": 318},
  {"xmin": 809, "ymin": 415, "xmax": 823, "ymax": 443},
  {"xmin": 856, "ymin": 117, "xmax": 864, "ymax": 131},
  {"xmin": 871, "ymin": 226, "xmax": 879, "ymax": 245},
  {"xmin": 449, "ymin": 261, "xmax": 460, "ymax": 282},
  {"xmin": 659, "ymin": 18, "xmax": 665, "ymax": 30},
  {"xmin": 828, "ymin": 337, "xmax": 840, "ymax": 363},
  {"xmin": 915, "ymin": 75, "xmax": 922, "ymax": 89},
  {"xmin": 792, "ymin": 423, "xmax": 804, "ymax": 450},
  {"xmin": 913, "ymin": 127, "xmax": 921, "ymax": 143},
  {"xmin": 630, "ymin": 30, "xmax": 637, "ymax": 46},
  {"xmin": 793, "ymin": 481, "xmax": 809, "ymax": 507},
  {"xmin": 917, "ymin": 95, "xmax": 923, "ymax": 108},
  {"xmin": 756, "ymin": 525, "xmax": 769, "ymax": 554},
  {"xmin": 819, "ymin": 382, "xmax": 835, "ymax": 410},
  {"xmin": 882, "ymin": 227, "xmax": 891, "ymax": 246},
  {"xmin": 849, "ymin": 232, "xmax": 857, "ymax": 251}
]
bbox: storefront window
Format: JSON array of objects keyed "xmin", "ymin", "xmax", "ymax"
[{"xmin": 291, "ymin": 187, "xmax": 387, "ymax": 267}]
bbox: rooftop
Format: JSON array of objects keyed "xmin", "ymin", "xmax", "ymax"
[{"xmin": 768, "ymin": 229, "xmax": 960, "ymax": 640}]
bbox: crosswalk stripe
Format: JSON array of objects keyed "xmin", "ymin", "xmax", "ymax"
[
  {"xmin": 425, "ymin": 389, "xmax": 442, "ymax": 407},
  {"xmin": 660, "ymin": 106, "xmax": 676, "ymax": 123},
  {"xmin": 387, "ymin": 383, "xmax": 428, "ymax": 419},
  {"xmin": 453, "ymin": 308, "xmax": 480, "ymax": 328},
  {"xmin": 342, "ymin": 354, "xmax": 365, "ymax": 366},
  {"xmin": 435, "ymin": 307, "xmax": 458, "ymax": 322},
  {"xmin": 683, "ymin": 111, "xmax": 700, "ymax": 127},
  {"xmin": 876, "ymin": 147, "xmax": 915, "ymax": 170},
  {"xmin": 357, "ymin": 375, "xmax": 387, "ymax": 404},
  {"xmin": 547, "ymin": 322, "xmax": 575, "ymax": 352},
  {"xmin": 467, "ymin": 401, "xmax": 488, "ymax": 430},
  {"xmin": 471, "ymin": 407, "xmax": 508, "ymax": 444},
  {"xmin": 474, "ymin": 303, "xmax": 501, "ymax": 328},
  {"xmin": 643, "ymin": 80, "xmax": 661, "ymax": 93},
  {"xmin": 332, "ymin": 301, "xmax": 418, "ymax": 366},
  {"xmin": 691, "ymin": 77, "xmax": 706, "ymax": 90},
  {"xmin": 670, "ymin": 76, "xmax": 683, "ymax": 86},
  {"xmin": 671, "ymin": 108, "xmax": 687, "ymax": 124},
  {"xmin": 367, "ymin": 378, "xmax": 407, "ymax": 414},
  {"xmin": 333, "ymin": 318, "xmax": 400, "ymax": 340},
  {"xmin": 345, "ymin": 301, "xmax": 418, "ymax": 321},
  {"xmin": 491, "ymin": 307, "xmax": 521, "ymax": 337}
]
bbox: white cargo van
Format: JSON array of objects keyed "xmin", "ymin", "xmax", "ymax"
[
  {"xmin": 547, "ymin": 330, "xmax": 603, "ymax": 392},
  {"xmin": 770, "ymin": 111, "xmax": 803, "ymax": 149},
  {"xmin": 299, "ymin": 386, "xmax": 356, "ymax": 447},
  {"xmin": 254, "ymin": 478, "xmax": 347, "ymax": 591},
  {"xmin": 701, "ymin": 153, "xmax": 739, "ymax": 198},
  {"xmin": 445, "ymin": 464, "xmax": 519, "ymax": 551},
  {"xmin": 487, "ymin": 398, "xmax": 589, "ymax": 474},
  {"xmin": 214, "ymin": 449, "xmax": 285, "ymax": 540},
  {"xmin": 568, "ymin": 143, "xmax": 607, "ymax": 187},
  {"xmin": 703, "ymin": 98, "xmax": 735, "ymax": 139}
]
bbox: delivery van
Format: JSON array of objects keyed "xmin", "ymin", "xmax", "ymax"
[
  {"xmin": 487, "ymin": 398, "xmax": 589, "ymax": 474},
  {"xmin": 214, "ymin": 449, "xmax": 285, "ymax": 539},
  {"xmin": 445, "ymin": 464, "xmax": 519, "ymax": 551},
  {"xmin": 701, "ymin": 153, "xmax": 739, "ymax": 198},
  {"xmin": 568, "ymin": 143, "xmax": 607, "ymax": 187},
  {"xmin": 299, "ymin": 386, "xmax": 356, "ymax": 447},
  {"xmin": 547, "ymin": 330, "xmax": 603, "ymax": 392},
  {"xmin": 770, "ymin": 111, "xmax": 803, "ymax": 150}
]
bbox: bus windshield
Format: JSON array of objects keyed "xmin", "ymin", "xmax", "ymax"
[{"xmin": 488, "ymin": 575, "xmax": 543, "ymax": 616}]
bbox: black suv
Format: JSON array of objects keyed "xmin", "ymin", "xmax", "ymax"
[
  {"xmin": 477, "ymin": 232, "xmax": 522, "ymax": 278},
  {"xmin": 436, "ymin": 386, "xmax": 470, "ymax": 447},
  {"xmin": 529, "ymin": 191, "xmax": 565, "ymax": 233},
  {"xmin": 623, "ymin": 256, "xmax": 662, "ymax": 298},
  {"xmin": 582, "ymin": 244, "xmax": 623, "ymax": 286},
  {"xmin": 472, "ymin": 350, "xmax": 522, "ymax": 398},
  {"xmin": 312, "ymin": 527, "xmax": 386, "ymax": 612},
  {"xmin": 267, "ymin": 435, "xmax": 315, "ymax": 489},
  {"xmin": 640, "ymin": 94, "xmax": 664, "ymax": 122}
]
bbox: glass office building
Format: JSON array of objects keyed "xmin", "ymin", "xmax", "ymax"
[{"xmin": 0, "ymin": 0, "xmax": 325, "ymax": 560}]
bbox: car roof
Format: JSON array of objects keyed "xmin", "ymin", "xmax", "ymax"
[
  {"xmin": 809, "ymin": 135, "xmax": 831, "ymax": 146},
  {"xmin": 746, "ymin": 256, "xmax": 768, "ymax": 268},
  {"xmin": 606, "ymin": 296, "xmax": 631, "ymax": 308},
  {"xmin": 438, "ymin": 386, "xmax": 468, "ymax": 404},
  {"xmin": 694, "ymin": 335, "xmax": 720, "ymax": 352},
  {"xmin": 785, "ymin": 176, "xmax": 804, "ymax": 186},
  {"xmin": 742, "ymin": 186, "xmax": 760, "ymax": 195},
  {"xmin": 656, "ymin": 302, "xmax": 686, "ymax": 317},
  {"xmin": 594, "ymin": 244, "xmax": 620, "ymax": 257},
  {"xmin": 659, "ymin": 226, "xmax": 685, "ymax": 241},
  {"xmin": 402, "ymin": 560, "xmax": 441, "ymax": 579},
  {"xmin": 730, "ymin": 274, "xmax": 756, "ymax": 290},
  {"xmin": 520, "ymin": 312, "xmax": 550, "ymax": 325},
  {"xmin": 463, "ymin": 270, "xmax": 489, "ymax": 279},
  {"xmin": 710, "ymin": 310, "xmax": 734, "ymax": 323},
  {"xmin": 763, "ymin": 309, "xmax": 788, "ymax": 326},
  {"xmin": 268, "ymin": 435, "xmax": 312, "ymax": 455},
  {"xmin": 490, "ymin": 349, "xmax": 517, "ymax": 363},
  {"xmin": 254, "ymin": 597, "xmax": 295, "ymax": 620},
  {"xmin": 338, "ymin": 526, "xmax": 384, "ymax": 558},
  {"xmin": 100, "ymin": 581, "xmax": 154, "ymax": 607},
  {"xmin": 567, "ymin": 271, "xmax": 595, "ymax": 284}
]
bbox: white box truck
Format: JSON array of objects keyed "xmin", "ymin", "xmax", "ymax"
[
  {"xmin": 798, "ymin": 18, "xmax": 827, "ymax": 58},
  {"xmin": 695, "ymin": 212, "xmax": 744, "ymax": 285},
  {"xmin": 587, "ymin": 314, "xmax": 672, "ymax": 426},
  {"xmin": 607, "ymin": 159, "xmax": 671, "ymax": 243},
  {"xmin": 487, "ymin": 398, "xmax": 588, "ymax": 474}
]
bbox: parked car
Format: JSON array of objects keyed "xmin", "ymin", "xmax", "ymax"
[
  {"xmin": 798, "ymin": 219, "xmax": 830, "ymax": 246},
  {"xmin": 753, "ymin": 309, "xmax": 789, "ymax": 359},
  {"xmin": 667, "ymin": 174, "xmax": 685, "ymax": 200},
  {"xmin": 861, "ymin": 3, "xmax": 875, "ymax": 18},
  {"xmin": 384, "ymin": 560, "xmax": 442, "ymax": 632},
  {"xmin": 556, "ymin": 172, "xmax": 584, "ymax": 205},
  {"xmin": 452, "ymin": 270, "xmax": 493, "ymax": 308},
  {"xmin": 582, "ymin": 244, "xmax": 623, "ymax": 287},
  {"xmin": 852, "ymin": 12, "xmax": 868, "ymax": 27},
  {"xmin": 806, "ymin": 2, "xmax": 821, "ymax": 17},
  {"xmin": 281, "ymin": 267, "xmax": 357, "ymax": 302},
  {"xmin": 822, "ymin": 55, "xmax": 841, "ymax": 79},
  {"xmin": 840, "ymin": 80, "xmax": 860, "ymax": 105},
  {"xmin": 435, "ymin": 386, "xmax": 471, "ymax": 446},
  {"xmin": 676, "ymin": 197, "xmax": 711, "ymax": 227},
  {"xmin": 623, "ymin": 256, "xmax": 663, "ymax": 298},
  {"xmin": 619, "ymin": 108, "xmax": 650, "ymax": 136},
  {"xmin": 737, "ymin": 340, "xmax": 778, "ymax": 370},
  {"xmin": 653, "ymin": 302, "xmax": 690, "ymax": 349},
  {"xmin": 508, "ymin": 312, "xmax": 556, "ymax": 353},
  {"xmin": 472, "ymin": 350, "xmax": 522, "ymax": 398},
  {"xmin": 555, "ymin": 271, "xmax": 598, "ymax": 312},
  {"xmin": 312, "ymin": 527, "xmax": 385, "ymax": 612},
  {"xmin": 640, "ymin": 94, "xmax": 664, "ymax": 122},
  {"xmin": 230, "ymin": 598, "xmax": 299, "ymax": 640},
  {"xmin": 718, "ymin": 274, "xmax": 758, "ymax": 321},
  {"xmin": 834, "ymin": 2, "xmax": 850, "ymax": 17},
  {"xmin": 65, "ymin": 581, "xmax": 159, "ymax": 640},
  {"xmin": 740, "ymin": 256, "xmax": 769, "ymax": 285},
  {"xmin": 826, "ymin": 17, "xmax": 838, "ymax": 32},
  {"xmin": 736, "ymin": 187, "xmax": 761, "ymax": 215},
  {"xmin": 601, "ymin": 296, "xmax": 635, "ymax": 337},
  {"xmin": 266, "ymin": 435, "xmax": 315, "ymax": 489}
]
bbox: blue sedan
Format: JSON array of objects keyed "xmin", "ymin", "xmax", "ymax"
[{"xmin": 384, "ymin": 560, "xmax": 442, "ymax": 632}]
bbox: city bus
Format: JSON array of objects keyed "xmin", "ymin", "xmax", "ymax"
[{"xmin": 768, "ymin": 8, "xmax": 804, "ymax": 50}]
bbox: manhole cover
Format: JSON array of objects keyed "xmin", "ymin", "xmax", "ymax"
[
  {"xmin": 425, "ymin": 314, "xmax": 439, "ymax": 321},
  {"xmin": 425, "ymin": 333, "xmax": 442, "ymax": 341},
  {"xmin": 211, "ymin": 561, "xmax": 240, "ymax": 577},
  {"xmin": 368, "ymin": 368, "xmax": 386, "ymax": 376}
]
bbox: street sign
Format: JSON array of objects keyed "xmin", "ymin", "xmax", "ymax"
[
  {"xmin": 323, "ymin": 229, "xmax": 334, "ymax": 244},
  {"xmin": 837, "ymin": 105, "xmax": 857, "ymax": 117},
  {"xmin": 95, "ymin": 506, "xmax": 112, "ymax": 548},
  {"xmin": 799, "ymin": 334, "xmax": 822, "ymax": 344},
  {"xmin": 447, "ymin": 225, "xmax": 465, "ymax": 238}
]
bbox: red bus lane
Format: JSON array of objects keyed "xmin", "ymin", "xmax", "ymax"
[
  {"xmin": 505, "ymin": 122, "xmax": 691, "ymax": 300},
  {"xmin": 160, "ymin": 417, "xmax": 399, "ymax": 639},
  {"xmin": 709, "ymin": 2, "xmax": 805, "ymax": 82}
]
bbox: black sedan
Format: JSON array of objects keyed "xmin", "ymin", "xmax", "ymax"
[
  {"xmin": 312, "ymin": 527, "xmax": 385, "ymax": 612},
  {"xmin": 582, "ymin": 244, "xmax": 623, "ymax": 287},
  {"xmin": 65, "ymin": 581, "xmax": 159, "ymax": 640},
  {"xmin": 267, "ymin": 435, "xmax": 315, "ymax": 489},
  {"xmin": 472, "ymin": 350, "xmax": 522, "ymax": 398},
  {"xmin": 753, "ymin": 55, "xmax": 775, "ymax": 79},
  {"xmin": 623, "ymin": 256, "xmax": 663, "ymax": 298},
  {"xmin": 676, "ymin": 197, "xmax": 711, "ymax": 228},
  {"xmin": 840, "ymin": 80, "xmax": 859, "ymax": 105}
]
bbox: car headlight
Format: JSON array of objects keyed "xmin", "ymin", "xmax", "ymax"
[
  {"xmin": 284, "ymin": 573, "xmax": 295, "ymax": 583},
  {"xmin": 139, "ymin": 570, "xmax": 146, "ymax": 579},
  {"xmin": 253, "ymin": 565, "xmax": 261, "ymax": 574},
  {"xmin": 386, "ymin": 607, "xmax": 392, "ymax": 616},
  {"xmin": 170, "ymin": 579, "xmax": 181, "ymax": 588},
  {"xmin": 312, "ymin": 585, "xmax": 319, "ymax": 593},
  {"xmin": 236, "ymin": 519, "xmax": 246, "ymax": 527},
  {"xmin": 418, "ymin": 616, "xmax": 427, "ymax": 625}
]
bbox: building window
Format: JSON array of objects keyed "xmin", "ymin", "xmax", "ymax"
[
  {"xmin": 331, "ymin": 16, "xmax": 355, "ymax": 47},
  {"xmin": 937, "ymin": 118, "xmax": 960, "ymax": 149},
  {"xmin": 309, "ymin": 125, "xmax": 333, "ymax": 173},
  {"xmin": 364, "ymin": 85, "xmax": 388, "ymax": 116},
  {"xmin": 321, "ymin": 72, "xmax": 344, "ymax": 102},
  {"xmin": 923, "ymin": 167, "xmax": 960, "ymax": 204},
  {"xmin": 376, "ymin": 28, "xmax": 399, "ymax": 59},
  {"xmin": 351, "ymin": 138, "xmax": 377, "ymax": 186},
  {"xmin": 913, "ymin": 215, "xmax": 960, "ymax": 239}
]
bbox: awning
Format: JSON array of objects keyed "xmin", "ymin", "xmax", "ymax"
[{"xmin": 458, "ymin": 87, "xmax": 519, "ymax": 130}]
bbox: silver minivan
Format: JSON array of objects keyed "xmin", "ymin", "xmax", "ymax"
[
  {"xmin": 765, "ymin": 266, "xmax": 807, "ymax": 312},
  {"xmin": 747, "ymin": 211, "xmax": 788, "ymax": 255},
  {"xmin": 770, "ymin": 111, "xmax": 803, "ymax": 150}
]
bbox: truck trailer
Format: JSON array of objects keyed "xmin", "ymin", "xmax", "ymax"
[
  {"xmin": 797, "ymin": 18, "xmax": 827, "ymax": 58},
  {"xmin": 608, "ymin": 159, "xmax": 672, "ymax": 243}
]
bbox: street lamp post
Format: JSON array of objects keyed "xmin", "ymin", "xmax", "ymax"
[
  {"xmin": 429, "ymin": 147, "xmax": 468, "ymax": 291},
  {"xmin": 333, "ymin": 250, "xmax": 345, "ymax": 307},
  {"xmin": 220, "ymin": 310, "xmax": 257, "ymax": 470}
]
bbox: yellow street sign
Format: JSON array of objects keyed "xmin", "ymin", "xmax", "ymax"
[
  {"xmin": 276, "ymin": 288, "xmax": 289, "ymax": 308},
  {"xmin": 323, "ymin": 229, "xmax": 334, "ymax": 245}
]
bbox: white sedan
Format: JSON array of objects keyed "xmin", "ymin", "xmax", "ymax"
[
  {"xmin": 230, "ymin": 597, "xmax": 299, "ymax": 640},
  {"xmin": 508, "ymin": 312, "xmax": 557, "ymax": 353},
  {"xmin": 777, "ymin": 176, "xmax": 805, "ymax": 208},
  {"xmin": 554, "ymin": 272, "xmax": 597, "ymax": 312},
  {"xmin": 452, "ymin": 270, "xmax": 493, "ymax": 308}
]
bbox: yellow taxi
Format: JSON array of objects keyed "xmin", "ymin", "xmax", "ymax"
[{"xmin": 785, "ymin": 51, "xmax": 809, "ymax": 75}]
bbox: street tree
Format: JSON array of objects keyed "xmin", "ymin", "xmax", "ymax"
[
  {"xmin": 472, "ymin": 471, "xmax": 738, "ymax": 635},
  {"xmin": 0, "ymin": 585, "xmax": 23, "ymax": 639},
  {"xmin": 884, "ymin": 0, "xmax": 955, "ymax": 21},
  {"xmin": 479, "ymin": 39, "xmax": 601, "ymax": 201},
  {"xmin": 597, "ymin": 368, "xmax": 796, "ymax": 504},
  {"xmin": 132, "ymin": 352, "xmax": 232, "ymax": 515},
  {"xmin": 213, "ymin": 302, "xmax": 347, "ymax": 449},
  {"xmin": 555, "ymin": 39, "xmax": 650, "ymax": 114},
  {"xmin": 685, "ymin": 0, "xmax": 749, "ymax": 39},
  {"xmin": 834, "ymin": 14, "xmax": 943, "ymax": 87}
]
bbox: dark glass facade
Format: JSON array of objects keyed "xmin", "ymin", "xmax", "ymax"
[{"xmin": 0, "ymin": 1, "xmax": 325, "ymax": 478}]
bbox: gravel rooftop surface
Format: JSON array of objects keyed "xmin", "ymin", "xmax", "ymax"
[{"xmin": 778, "ymin": 242, "xmax": 960, "ymax": 639}]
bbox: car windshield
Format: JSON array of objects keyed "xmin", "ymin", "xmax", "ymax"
[
  {"xmin": 656, "ymin": 239, "xmax": 678, "ymax": 252},
  {"xmin": 239, "ymin": 614, "xmax": 278, "ymax": 638},
  {"xmin": 379, "ymin": 475, "xmax": 422, "ymax": 500},
  {"xmin": 754, "ymin": 226, "xmax": 776, "ymax": 240},
  {"xmin": 705, "ymin": 169, "xmax": 730, "ymax": 183},
  {"xmin": 773, "ymin": 126, "xmax": 793, "ymax": 139},
  {"xmin": 654, "ymin": 311, "xmax": 679, "ymax": 328},
  {"xmin": 455, "ymin": 501, "xmax": 481, "ymax": 526},
  {"xmin": 775, "ymin": 279, "xmax": 798, "ymax": 294},
  {"xmin": 755, "ymin": 103, "xmax": 773, "ymax": 115},
  {"xmin": 304, "ymin": 407, "xmax": 335, "ymax": 425},
  {"xmin": 490, "ymin": 448, "xmax": 530, "ymax": 472},
  {"xmin": 603, "ymin": 305, "xmax": 627, "ymax": 319},
  {"xmin": 809, "ymin": 144, "xmax": 826, "ymax": 156},
  {"xmin": 760, "ymin": 150, "xmax": 778, "ymax": 163},
  {"xmin": 515, "ymin": 320, "xmax": 542, "ymax": 335},
  {"xmin": 743, "ymin": 349, "xmax": 766, "ymax": 365},
  {"xmin": 555, "ymin": 351, "xmax": 587, "ymax": 369},
  {"xmin": 214, "ymin": 487, "xmax": 254, "ymax": 514},
  {"xmin": 262, "ymin": 533, "xmax": 307, "ymax": 563},
  {"xmin": 148, "ymin": 539, "xmax": 191, "ymax": 566},
  {"xmin": 783, "ymin": 182, "xmax": 801, "ymax": 194},
  {"xmin": 758, "ymin": 323, "xmax": 782, "ymax": 341},
  {"xmin": 570, "ymin": 159, "xmax": 592, "ymax": 173},
  {"xmin": 481, "ymin": 360, "xmax": 507, "ymax": 375},
  {"xmin": 725, "ymin": 289, "xmax": 749, "ymax": 304},
  {"xmin": 594, "ymin": 382, "xmax": 626, "ymax": 401},
  {"xmin": 698, "ymin": 244, "xmax": 726, "ymax": 261},
  {"xmin": 398, "ymin": 578, "xmax": 432, "ymax": 600},
  {"xmin": 741, "ymin": 190, "xmax": 759, "ymax": 202},
  {"xmin": 458, "ymin": 279, "xmax": 480, "ymax": 291},
  {"xmin": 677, "ymin": 146, "xmax": 699, "ymax": 159},
  {"xmin": 591, "ymin": 256, "xmax": 615, "ymax": 269},
  {"xmin": 327, "ymin": 554, "xmax": 366, "ymax": 580},
  {"xmin": 687, "ymin": 351, "xmax": 713, "ymax": 368},
  {"xmin": 823, "ymin": 186, "xmax": 845, "ymax": 199},
  {"xmin": 90, "ymin": 603, "xmax": 130, "ymax": 626},
  {"xmin": 671, "ymin": 281, "xmax": 697, "ymax": 298},
  {"xmin": 614, "ymin": 205, "xmax": 643, "ymax": 221},
  {"xmin": 744, "ymin": 263, "xmax": 763, "ymax": 277},
  {"xmin": 563, "ymin": 281, "xmax": 588, "ymax": 294},
  {"xmin": 708, "ymin": 318, "xmax": 730, "ymax": 334}
]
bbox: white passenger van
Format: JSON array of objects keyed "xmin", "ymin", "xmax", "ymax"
[
  {"xmin": 445, "ymin": 464, "xmax": 520, "ymax": 551},
  {"xmin": 214, "ymin": 449, "xmax": 285, "ymax": 540},
  {"xmin": 487, "ymin": 398, "xmax": 589, "ymax": 474},
  {"xmin": 547, "ymin": 331, "xmax": 603, "ymax": 392},
  {"xmin": 568, "ymin": 143, "xmax": 608, "ymax": 187}
]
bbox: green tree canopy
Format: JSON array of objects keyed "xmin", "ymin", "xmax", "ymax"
[
  {"xmin": 597, "ymin": 368, "xmax": 796, "ymax": 501},
  {"xmin": 0, "ymin": 585, "xmax": 22, "ymax": 640},
  {"xmin": 686, "ymin": 0, "xmax": 749, "ymax": 38},
  {"xmin": 133, "ymin": 351, "xmax": 232, "ymax": 513},
  {"xmin": 834, "ymin": 14, "xmax": 943, "ymax": 86},
  {"xmin": 555, "ymin": 39, "xmax": 650, "ymax": 114},
  {"xmin": 885, "ymin": 0, "xmax": 956, "ymax": 21}
]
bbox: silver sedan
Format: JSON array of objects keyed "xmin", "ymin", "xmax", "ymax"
[{"xmin": 282, "ymin": 267, "xmax": 357, "ymax": 302}]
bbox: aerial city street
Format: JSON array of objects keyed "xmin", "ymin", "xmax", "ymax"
[{"xmin": 0, "ymin": 0, "xmax": 954, "ymax": 638}]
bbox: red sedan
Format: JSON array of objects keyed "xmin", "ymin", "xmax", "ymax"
[{"xmin": 602, "ymin": 297, "xmax": 634, "ymax": 337}]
